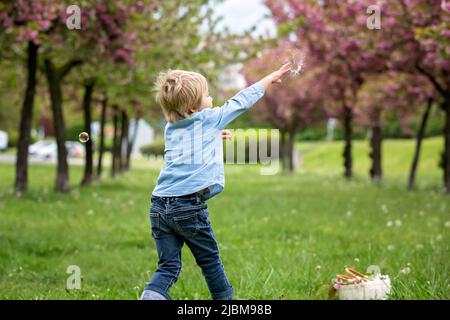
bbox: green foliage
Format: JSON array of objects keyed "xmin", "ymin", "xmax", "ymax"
[{"xmin": 65, "ymin": 124, "xmax": 85, "ymax": 142}]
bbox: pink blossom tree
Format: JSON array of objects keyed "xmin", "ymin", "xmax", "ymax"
[
  {"xmin": 0, "ymin": 0, "xmax": 58, "ymax": 192},
  {"xmin": 384, "ymin": 0, "xmax": 450, "ymax": 193}
]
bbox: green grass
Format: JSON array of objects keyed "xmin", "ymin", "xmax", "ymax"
[{"xmin": 0, "ymin": 137, "xmax": 449, "ymax": 300}]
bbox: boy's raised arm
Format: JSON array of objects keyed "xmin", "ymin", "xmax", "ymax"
[{"xmin": 207, "ymin": 63, "xmax": 292, "ymax": 130}]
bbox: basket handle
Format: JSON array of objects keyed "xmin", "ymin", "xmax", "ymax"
[
  {"xmin": 345, "ymin": 267, "xmax": 367, "ymax": 279},
  {"xmin": 336, "ymin": 274, "xmax": 353, "ymax": 281}
]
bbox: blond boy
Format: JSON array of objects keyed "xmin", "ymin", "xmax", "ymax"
[{"xmin": 141, "ymin": 64, "xmax": 291, "ymax": 300}]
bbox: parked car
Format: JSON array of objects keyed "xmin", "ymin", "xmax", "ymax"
[
  {"xmin": 28, "ymin": 140, "xmax": 54, "ymax": 156},
  {"xmin": 29, "ymin": 140, "xmax": 85, "ymax": 159}
]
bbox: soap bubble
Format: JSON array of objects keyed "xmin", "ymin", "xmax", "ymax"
[
  {"xmin": 79, "ymin": 132, "xmax": 90, "ymax": 143},
  {"xmin": 281, "ymin": 48, "xmax": 306, "ymax": 77}
]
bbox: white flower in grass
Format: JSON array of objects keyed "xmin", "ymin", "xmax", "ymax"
[
  {"xmin": 315, "ymin": 265, "xmax": 321, "ymax": 272},
  {"xmin": 436, "ymin": 234, "xmax": 443, "ymax": 241},
  {"xmin": 445, "ymin": 221, "xmax": 450, "ymax": 228},
  {"xmin": 395, "ymin": 219, "xmax": 402, "ymax": 227},
  {"xmin": 354, "ymin": 258, "xmax": 360, "ymax": 263},
  {"xmin": 346, "ymin": 210, "xmax": 352, "ymax": 218},
  {"xmin": 387, "ymin": 245, "xmax": 395, "ymax": 251},
  {"xmin": 386, "ymin": 220, "xmax": 393, "ymax": 227},
  {"xmin": 87, "ymin": 209, "xmax": 94, "ymax": 215},
  {"xmin": 416, "ymin": 243, "xmax": 424, "ymax": 250}
]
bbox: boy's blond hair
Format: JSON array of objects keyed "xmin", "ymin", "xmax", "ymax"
[{"xmin": 154, "ymin": 69, "xmax": 208, "ymax": 123}]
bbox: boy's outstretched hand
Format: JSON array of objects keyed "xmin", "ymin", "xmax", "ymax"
[
  {"xmin": 258, "ymin": 63, "xmax": 292, "ymax": 90},
  {"xmin": 271, "ymin": 63, "xmax": 292, "ymax": 84}
]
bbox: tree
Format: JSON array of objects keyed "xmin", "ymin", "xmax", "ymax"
[
  {"xmin": 44, "ymin": 58, "xmax": 82, "ymax": 192},
  {"xmin": 0, "ymin": 0, "xmax": 56, "ymax": 192},
  {"xmin": 385, "ymin": 0, "xmax": 450, "ymax": 193}
]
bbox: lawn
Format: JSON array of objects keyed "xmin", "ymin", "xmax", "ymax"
[{"xmin": 0, "ymin": 137, "xmax": 449, "ymax": 299}]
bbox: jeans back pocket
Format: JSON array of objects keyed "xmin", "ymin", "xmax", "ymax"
[{"xmin": 173, "ymin": 212, "xmax": 200, "ymax": 238}]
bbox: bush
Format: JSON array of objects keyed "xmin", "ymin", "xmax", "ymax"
[{"xmin": 140, "ymin": 138, "xmax": 165, "ymax": 157}]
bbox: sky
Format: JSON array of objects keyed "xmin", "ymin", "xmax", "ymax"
[{"xmin": 213, "ymin": 0, "xmax": 277, "ymax": 37}]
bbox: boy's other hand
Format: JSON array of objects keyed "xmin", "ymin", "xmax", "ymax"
[{"xmin": 220, "ymin": 130, "xmax": 233, "ymax": 140}]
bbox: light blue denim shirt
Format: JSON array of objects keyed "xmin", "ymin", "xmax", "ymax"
[{"xmin": 152, "ymin": 81, "xmax": 266, "ymax": 201}]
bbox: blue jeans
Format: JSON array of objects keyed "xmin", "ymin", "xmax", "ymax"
[{"xmin": 144, "ymin": 193, "xmax": 233, "ymax": 300}]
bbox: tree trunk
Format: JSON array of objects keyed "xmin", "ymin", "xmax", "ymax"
[
  {"xmin": 125, "ymin": 115, "xmax": 140, "ymax": 171},
  {"xmin": 96, "ymin": 94, "xmax": 107, "ymax": 179},
  {"xmin": 369, "ymin": 126, "xmax": 383, "ymax": 182},
  {"xmin": 81, "ymin": 81, "xmax": 95, "ymax": 186},
  {"xmin": 15, "ymin": 41, "xmax": 39, "ymax": 193},
  {"xmin": 408, "ymin": 98, "xmax": 433, "ymax": 190},
  {"xmin": 119, "ymin": 110, "xmax": 128, "ymax": 172},
  {"xmin": 443, "ymin": 96, "xmax": 450, "ymax": 194},
  {"xmin": 287, "ymin": 130, "xmax": 295, "ymax": 173},
  {"xmin": 44, "ymin": 58, "xmax": 82, "ymax": 192},
  {"xmin": 280, "ymin": 130, "xmax": 287, "ymax": 173},
  {"xmin": 111, "ymin": 105, "xmax": 119, "ymax": 178},
  {"xmin": 342, "ymin": 104, "xmax": 353, "ymax": 178},
  {"xmin": 44, "ymin": 60, "xmax": 69, "ymax": 192}
]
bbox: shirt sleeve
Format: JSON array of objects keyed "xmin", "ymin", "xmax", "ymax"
[{"xmin": 206, "ymin": 82, "xmax": 265, "ymax": 130}]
